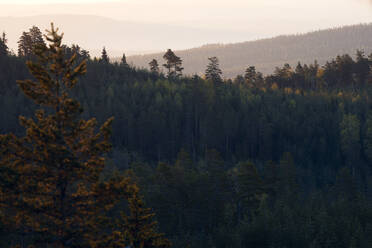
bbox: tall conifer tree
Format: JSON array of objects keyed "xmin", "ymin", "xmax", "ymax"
[
  {"xmin": 205, "ymin": 56, "xmax": 222, "ymax": 82},
  {"xmin": 0, "ymin": 32, "xmax": 8, "ymax": 56},
  {"xmin": 101, "ymin": 46, "xmax": 110, "ymax": 63},
  {"xmin": 163, "ymin": 49, "xmax": 183, "ymax": 78},
  {"xmin": 0, "ymin": 23, "xmax": 169, "ymax": 248}
]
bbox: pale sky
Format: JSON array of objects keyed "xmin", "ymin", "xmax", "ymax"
[
  {"xmin": 0, "ymin": 0, "xmax": 371, "ymax": 28},
  {"xmin": 0, "ymin": 0, "xmax": 371, "ymax": 55}
]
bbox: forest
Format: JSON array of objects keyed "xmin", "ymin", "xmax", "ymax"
[{"xmin": 1, "ymin": 25, "xmax": 372, "ymax": 247}]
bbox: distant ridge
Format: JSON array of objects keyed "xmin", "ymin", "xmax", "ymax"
[
  {"xmin": 0, "ymin": 15, "xmax": 255, "ymax": 57},
  {"xmin": 128, "ymin": 23, "xmax": 372, "ymax": 78}
]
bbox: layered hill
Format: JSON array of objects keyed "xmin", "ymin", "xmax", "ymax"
[
  {"xmin": 128, "ymin": 23, "xmax": 372, "ymax": 77},
  {"xmin": 0, "ymin": 15, "xmax": 255, "ymax": 57}
]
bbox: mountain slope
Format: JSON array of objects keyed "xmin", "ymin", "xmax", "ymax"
[{"xmin": 128, "ymin": 23, "xmax": 372, "ymax": 77}]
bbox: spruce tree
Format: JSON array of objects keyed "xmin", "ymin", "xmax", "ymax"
[
  {"xmin": 0, "ymin": 32, "xmax": 8, "ymax": 56},
  {"xmin": 106, "ymin": 182, "xmax": 171, "ymax": 248},
  {"xmin": 101, "ymin": 46, "xmax": 110, "ymax": 63},
  {"xmin": 0, "ymin": 23, "xmax": 114, "ymax": 247},
  {"xmin": 205, "ymin": 56, "xmax": 222, "ymax": 82},
  {"xmin": 87, "ymin": 177, "xmax": 171, "ymax": 248},
  {"xmin": 18, "ymin": 31, "xmax": 32, "ymax": 57},
  {"xmin": 17, "ymin": 26, "xmax": 46, "ymax": 57},
  {"xmin": 29, "ymin": 26, "xmax": 46, "ymax": 47}
]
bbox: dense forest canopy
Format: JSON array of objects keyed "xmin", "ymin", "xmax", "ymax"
[
  {"xmin": 129, "ymin": 23, "xmax": 372, "ymax": 77},
  {"xmin": 1, "ymin": 24, "xmax": 372, "ymax": 247}
]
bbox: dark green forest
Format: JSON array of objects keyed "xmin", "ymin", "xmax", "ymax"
[
  {"xmin": 129, "ymin": 23, "xmax": 372, "ymax": 77},
  {"xmin": 1, "ymin": 26, "xmax": 372, "ymax": 247}
]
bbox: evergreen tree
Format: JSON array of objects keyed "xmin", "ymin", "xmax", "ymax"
[
  {"xmin": 149, "ymin": 59, "xmax": 160, "ymax": 73},
  {"xmin": 101, "ymin": 46, "xmax": 110, "ymax": 63},
  {"xmin": 17, "ymin": 26, "xmax": 46, "ymax": 57},
  {"xmin": 364, "ymin": 111, "xmax": 372, "ymax": 164},
  {"xmin": 17, "ymin": 31, "xmax": 32, "ymax": 57},
  {"xmin": 0, "ymin": 23, "xmax": 114, "ymax": 247},
  {"xmin": 205, "ymin": 56, "xmax": 222, "ymax": 82},
  {"xmin": 163, "ymin": 49, "xmax": 183, "ymax": 78},
  {"xmin": 232, "ymin": 162, "xmax": 264, "ymax": 221},
  {"xmin": 29, "ymin": 26, "xmax": 45, "ymax": 46},
  {"xmin": 108, "ymin": 182, "xmax": 171, "ymax": 248},
  {"xmin": 0, "ymin": 23, "xmax": 170, "ymax": 247},
  {"xmin": 244, "ymin": 66, "xmax": 263, "ymax": 87},
  {"xmin": 0, "ymin": 32, "xmax": 8, "ymax": 56},
  {"xmin": 88, "ymin": 176, "xmax": 171, "ymax": 248},
  {"xmin": 340, "ymin": 114, "xmax": 361, "ymax": 168},
  {"xmin": 244, "ymin": 66, "xmax": 256, "ymax": 84},
  {"xmin": 121, "ymin": 53, "xmax": 129, "ymax": 68},
  {"xmin": 354, "ymin": 50, "xmax": 370, "ymax": 85}
]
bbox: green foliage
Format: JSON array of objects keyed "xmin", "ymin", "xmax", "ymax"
[
  {"xmin": 0, "ymin": 24, "xmax": 169, "ymax": 248},
  {"xmin": 340, "ymin": 114, "xmax": 361, "ymax": 166},
  {"xmin": 1, "ymin": 22, "xmax": 372, "ymax": 247}
]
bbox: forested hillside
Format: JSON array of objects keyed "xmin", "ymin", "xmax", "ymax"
[
  {"xmin": 129, "ymin": 23, "xmax": 372, "ymax": 77},
  {"xmin": 1, "ymin": 26, "xmax": 372, "ymax": 247}
]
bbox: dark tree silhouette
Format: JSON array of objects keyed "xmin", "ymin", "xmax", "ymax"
[
  {"xmin": 205, "ymin": 56, "xmax": 222, "ymax": 82},
  {"xmin": 163, "ymin": 49, "xmax": 183, "ymax": 78},
  {"xmin": 101, "ymin": 46, "xmax": 110, "ymax": 63},
  {"xmin": 149, "ymin": 59, "xmax": 160, "ymax": 73}
]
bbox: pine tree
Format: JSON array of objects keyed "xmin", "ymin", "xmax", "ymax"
[
  {"xmin": 29, "ymin": 26, "xmax": 46, "ymax": 47},
  {"xmin": 163, "ymin": 49, "xmax": 183, "ymax": 78},
  {"xmin": 205, "ymin": 56, "xmax": 222, "ymax": 82},
  {"xmin": 0, "ymin": 23, "xmax": 115, "ymax": 247},
  {"xmin": 149, "ymin": 59, "xmax": 160, "ymax": 73},
  {"xmin": 0, "ymin": 23, "xmax": 171, "ymax": 248},
  {"xmin": 101, "ymin": 46, "xmax": 110, "ymax": 63},
  {"xmin": 17, "ymin": 26, "xmax": 46, "ymax": 57},
  {"xmin": 18, "ymin": 31, "xmax": 32, "ymax": 57}
]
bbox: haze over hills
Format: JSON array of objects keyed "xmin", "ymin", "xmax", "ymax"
[
  {"xmin": 128, "ymin": 23, "xmax": 372, "ymax": 77},
  {"xmin": 0, "ymin": 15, "xmax": 262, "ymax": 57},
  {"xmin": 1, "ymin": 15, "xmax": 372, "ymax": 78}
]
